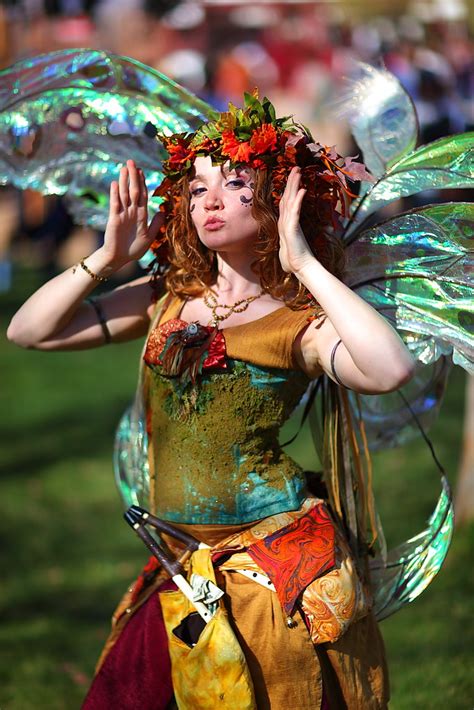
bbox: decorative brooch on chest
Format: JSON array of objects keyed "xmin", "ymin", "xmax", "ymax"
[{"xmin": 144, "ymin": 318, "xmax": 227, "ymax": 384}]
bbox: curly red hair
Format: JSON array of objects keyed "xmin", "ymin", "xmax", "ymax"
[{"xmin": 160, "ymin": 166, "xmax": 345, "ymax": 312}]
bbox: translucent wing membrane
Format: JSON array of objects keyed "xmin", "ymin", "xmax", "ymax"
[
  {"xmin": 350, "ymin": 358, "xmax": 450, "ymax": 451},
  {"xmin": 0, "ymin": 49, "xmax": 211, "ymax": 228},
  {"xmin": 338, "ymin": 62, "xmax": 418, "ymax": 179},
  {"xmin": 371, "ymin": 476, "xmax": 453, "ymax": 621},
  {"xmin": 347, "ymin": 133, "xmax": 474, "ymax": 235},
  {"xmin": 345, "ymin": 202, "xmax": 474, "ymax": 373},
  {"xmin": 114, "ymin": 404, "xmax": 149, "ymax": 509},
  {"xmin": 343, "ymin": 198, "xmax": 468, "ymax": 617}
]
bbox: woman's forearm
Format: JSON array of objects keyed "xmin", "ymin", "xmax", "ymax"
[
  {"xmin": 8, "ymin": 161, "xmax": 163, "ymax": 349},
  {"xmin": 296, "ymin": 256, "xmax": 415, "ymax": 387},
  {"xmin": 7, "ymin": 247, "xmax": 117, "ymax": 347}
]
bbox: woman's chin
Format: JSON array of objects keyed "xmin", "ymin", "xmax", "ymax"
[{"xmin": 198, "ymin": 232, "xmax": 256, "ymax": 253}]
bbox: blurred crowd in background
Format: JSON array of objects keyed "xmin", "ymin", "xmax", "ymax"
[{"xmin": 0, "ymin": 0, "xmax": 472, "ymax": 289}]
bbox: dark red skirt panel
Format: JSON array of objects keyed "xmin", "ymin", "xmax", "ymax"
[{"xmin": 82, "ymin": 580, "xmax": 175, "ymax": 710}]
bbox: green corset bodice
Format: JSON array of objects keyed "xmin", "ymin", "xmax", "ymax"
[
  {"xmin": 143, "ymin": 298, "xmax": 317, "ymax": 525},
  {"xmin": 148, "ymin": 358, "xmax": 310, "ymax": 524}
]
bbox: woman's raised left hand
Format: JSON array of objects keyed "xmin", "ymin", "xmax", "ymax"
[
  {"xmin": 277, "ymin": 166, "xmax": 315, "ymax": 275},
  {"xmin": 100, "ymin": 159, "xmax": 163, "ymax": 270}
]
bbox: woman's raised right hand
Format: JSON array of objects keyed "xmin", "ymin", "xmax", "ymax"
[{"xmin": 101, "ymin": 159, "xmax": 164, "ymax": 269}]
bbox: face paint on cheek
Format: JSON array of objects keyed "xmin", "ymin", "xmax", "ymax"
[
  {"xmin": 190, "ymin": 203, "xmax": 196, "ymax": 213},
  {"xmin": 240, "ymin": 181, "xmax": 254, "ymax": 208}
]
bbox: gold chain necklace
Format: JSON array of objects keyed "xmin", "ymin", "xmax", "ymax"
[{"xmin": 203, "ymin": 289, "xmax": 264, "ymax": 327}]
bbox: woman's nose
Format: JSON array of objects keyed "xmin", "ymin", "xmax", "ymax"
[{"xmin": 204, "ymin": 190, "xmax": 223, "ymax": 210}]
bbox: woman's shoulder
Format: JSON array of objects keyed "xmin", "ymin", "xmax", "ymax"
[{"xmin": 224, "ymin": 305, "xmax": 315, "ymax": 371}]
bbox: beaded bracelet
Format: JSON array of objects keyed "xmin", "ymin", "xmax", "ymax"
[
  {"xmin": 73, "ymin": 258, "xmax": 109, "ymax": 283},
  {"xmin": 87, "ymin": 297, "xmax": 112, "ymax": 344}
]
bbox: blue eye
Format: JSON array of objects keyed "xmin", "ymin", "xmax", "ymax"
[
  {"xmin": 190, "ymin": 186, "xmax": 206, "ymax": 197},
  {"xmin": 226, "ymin": 179, "xmax": 246, "ymax": 188}
]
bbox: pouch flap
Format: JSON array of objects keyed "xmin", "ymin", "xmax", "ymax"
[{"xmin": 247, "ymin": 503, "xmax": 336, "ymax": 614}]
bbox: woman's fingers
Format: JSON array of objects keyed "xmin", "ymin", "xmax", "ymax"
[
  {"xmin": 118, "ymin": 165, "xmax": 130, "ymax": 209},
  {"xmin": 127, "ymin": 160, "xmax": 142, "ymax": 205},
  {"xmin": 288, "ymin": 169, "xmax": 302, "ymax": 208},
  {"xmin": 118, "ymin": 160, "xmax": 143, "ymax": 210},
  {"xmin": 109, "ymin": 180, "xmax": 121, "ymax": 215},
  {"xmin": 284, "ymin": 166, "xmax": 301, "ymax": 196},
  {"xmin": 295, "ymin": 187, "xmax": 306, "ymax": 213},
  {"xmin": 137, "ymin": 168, "xmax": 147, "ymax": 207},
  {"xmin": 279, "ymin": 166, "xmax": 301, "ymax": 215}
]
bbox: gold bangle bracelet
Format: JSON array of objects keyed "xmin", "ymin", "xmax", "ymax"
[{"xmin": 73, "ymin": 258, "xmax": 109, "ymax": 283}]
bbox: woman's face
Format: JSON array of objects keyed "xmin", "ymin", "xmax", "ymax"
[{"xmin": 188, "ymin": 156, "xmax": 258, "ymax": 252}]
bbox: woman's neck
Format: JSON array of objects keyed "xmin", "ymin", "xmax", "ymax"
[{"xmin": 214, "ymin": 252, "xmax": 261, "ymax": 299}]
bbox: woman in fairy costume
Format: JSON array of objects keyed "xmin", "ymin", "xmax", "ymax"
[{"xmin": 8, "ymin": 94, "xmax": 416, "ymax": 709}]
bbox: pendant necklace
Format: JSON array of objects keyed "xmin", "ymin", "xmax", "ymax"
[{"xmin": 203, "ymin": 289, "xmax": 264, "ymax": 327}]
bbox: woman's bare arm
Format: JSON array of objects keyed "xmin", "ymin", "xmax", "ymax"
[
  {"xmin": 292, "ymin": 265, "xmax": 415, "ymax": 393},
  {"xmin": 7, "ymin": 274, "xmax": 158, "ymax": 351},
  {"xmin": 7, "ymin": 160, "xmax": 163, "ymax": 350},
  {"xmin": 279, "ymin": 167, "xmax": 415, "ymax": 393}
]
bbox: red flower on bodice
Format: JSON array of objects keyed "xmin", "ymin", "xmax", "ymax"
[{"xmin": 144, "ymin": 319, "xmax": 227, "ymax": 384}]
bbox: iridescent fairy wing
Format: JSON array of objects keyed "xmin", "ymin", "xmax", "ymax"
[
  {"xmin": 0, "ymin": 49, "xmax": 210, "ymax": 507},
  {"xmin": 342, "ymin": 201, "xmax": 472, "ymax": 617},
  {"xmin": 338, "ymin": 62, "xmax": 419, "ymax": 180},
  {"xmin": 307, "ymin": 374, "xmax": 455, "ymax": 621},
  {"xmin": 339, "ymin": 63, "xmax": 473, "ymax": 237},
  {"xmin": 345, "ymin": 202, "xmax": 474, "ymax": 376},
  {"xmin": 114, "ymin": 403, "xmax": 149, "ymax": 509},
  {"xmin": 350, "ymin": 358, "xmax": 450, "ymax": 451},
  {"xmin": 0, "ymin": 49, "xmax": 211, "ymax": 228},
  {"xmin": 370, "ymin": 475, "xmax": 453, "ymax": 621},
  {"xmin": 346, "ymin": 133, "xmax": 474, "ymax": 236},
  {"xmin": 113, "ymin": 294, "xmax": 172, "ymax": 510}
]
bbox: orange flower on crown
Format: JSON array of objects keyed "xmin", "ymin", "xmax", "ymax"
[
  {"xmin": 250, "ymin": 123, "xmax": 278, "ymax": 155},
  {"xmin": 221, "ymin": 130, "xmax": 252, "ymax": 163},
  {"xmin": 165, "ymin": 135, "xmax": 195, "ymax": 171}
]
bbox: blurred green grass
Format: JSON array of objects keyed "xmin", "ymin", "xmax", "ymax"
[{"xmin": 1, "ymin": 268, "xmax": 473, "ymax": 709}]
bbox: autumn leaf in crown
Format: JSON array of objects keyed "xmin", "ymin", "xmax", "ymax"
[{"xmin": 214, "ymin": 105, "xmax": 239, "ymax": 133}]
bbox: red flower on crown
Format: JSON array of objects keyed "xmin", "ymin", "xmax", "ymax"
[
  {"xmin": 221, "ymin": 130, "xmax": 252, "ymax": 163},
  {"xmin": 250, "ymin": 123, "xmax": 278, "ymax": 155},
  {"xmin": 165, "ymin": 135, "xmax": 195, "ymax": 171}
]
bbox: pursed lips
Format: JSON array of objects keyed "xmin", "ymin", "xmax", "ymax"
[{"xmin": 204, "ymin": 217, "xmax": 225, "ymax": 230}]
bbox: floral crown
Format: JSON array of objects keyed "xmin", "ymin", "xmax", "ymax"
[{"xmin": 151, "ymin": 92, "xmax": 372, "ymax": 263}]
